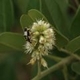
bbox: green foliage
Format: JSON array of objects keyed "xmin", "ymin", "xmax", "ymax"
[
  {"xmin": 0, "ymin": 0, "xmax": 80, "ymax": 80},
  {"xmin": 0, "ymin": 32, "xmax": 25, "ymax": 53},
  {"xmin": 70, "ymin": 6, "xmax": 80, "ymax": 38},
  {"xmin": 0, "ymin": 0, "xmax": 14, "ymax": 32},
  {"xmin": 71, "ymin": 62, "xmax": 80, "ymax": 75},
  {"xmin": 65, "ymin": 36, "xmax": 80, "ymax": 52},
  {"xmin": 44, "ymin": 0, "xmax": 69, "ymax": 36}
]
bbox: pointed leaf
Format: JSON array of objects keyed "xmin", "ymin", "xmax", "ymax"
[{"xmin": 65, "ymin": 36, "xmax": 80, "ymax": 52}]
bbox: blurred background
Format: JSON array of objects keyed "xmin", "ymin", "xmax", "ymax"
[{"xmin": 0, "ymin": 0, "xmax": 80, "ymax": 80}]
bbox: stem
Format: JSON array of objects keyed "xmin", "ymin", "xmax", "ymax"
[
  {"xmin": 46, "ymin": 55, "xmax": 62, "ymax": 62},
  {"xmin": 32, "ymin": 48, "xmax": 80, "ymax": 80},
  {"xmin": 32, "ymin": 61, "xmax": 41, "ymax": 80},
  {"xmin": 40, "ymin": 56, "xmax": 74, "ymax": 79},
  {"xmin": 60, "ymin": 48, "xmax": 80, "ymax": 60},
  {"xmin": 62, "ymin": 65, "xmax": 68, "ymax": 80},
  {"xmin": 37, "ymin": 61, "xmax": 41, "ymax": 76},
  {"xmin": 32, "ymin": 56, "xmax": 75, "ymax": 80}
]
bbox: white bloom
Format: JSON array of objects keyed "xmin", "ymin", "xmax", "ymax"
[
  {"xmin": 25, "ymin": 42, "xmax": 34, "ymax": 54},
  {"xmin": 39, "ymin": 36, "xmax": 46, "ymax": 44},
  {"xmin": 24, "ymin": 20, "xmax": 55, "ymax": 67}
]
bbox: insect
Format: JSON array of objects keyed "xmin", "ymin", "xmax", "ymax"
[{"xmin": 24, "ymin": 27, "xmax": 31, "ymax": 43}]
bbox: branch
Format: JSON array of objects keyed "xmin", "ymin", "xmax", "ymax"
[
  {"xmin": 32, "ymin": 56, "xmax": 75, "ymax": 80},
  {"xmin": 60, "ymin": 48, "xmax": 80, "ymax": 60}
]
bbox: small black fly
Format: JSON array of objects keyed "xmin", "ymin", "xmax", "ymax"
[{"xmin": 24, "ymin": 27, "xmax": 31, "ymax": 43}]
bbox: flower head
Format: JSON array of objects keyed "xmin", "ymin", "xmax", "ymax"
[{"xmin": 24, "ymin": 20, "xmax": 55, "ymax": 68}]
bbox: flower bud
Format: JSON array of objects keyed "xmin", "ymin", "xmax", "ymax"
[{"xmin": 41, "ymin": 58, "xmax": 48, "ymax": 68}]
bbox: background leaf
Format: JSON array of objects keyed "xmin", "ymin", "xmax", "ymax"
[
  {"xmin": 0, "ymin": 0, "xmax": 14, "ymax": 32},
  {"xmin": 71, "ymin": 62, "xmax": 80, "ymax": 75},
  {"xmin": 65, "ymin": 36, "xmax": 80, "ymax": 52},
  {"xmin": 44, "ymin": 0, "xmax": 70, "ymax": 37},
  {"xmin": 55, "ymin": 29, "xmax": 69, "ymax": 49},
  {"xmin": 0, "ymin": 32, "xmax": 25, "ymax": 53},
  {"xmin": 70, "ymin": 6, "xmax": 80, "ymax": 38}
]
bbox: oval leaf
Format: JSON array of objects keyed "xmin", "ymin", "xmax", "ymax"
[
  {"xmin": 20, "ymin": 14, "xmax": 33, "ymax": 29},
  {"xmin": 28, "ymin": 9, "xmax": 48, "ymax": 21},
  {"xmin": 65, "ymin": 36, "xmax": 80, "ymax": 52},
  {"xmin": 0, "ymin": 32, "xmax": 25, "ymax": 52},
  {"xmin": 71, "ymin": 62, "xmax": 80, "ymax": 75}
]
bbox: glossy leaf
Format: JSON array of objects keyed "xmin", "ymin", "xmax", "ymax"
[
  {"xmin": 70, "ymin": 6, "xmax": 80, "ymax": 38},
  {"xmin": 65, "ymin": 36, "xmax": 80, "ymax": 52},
  {"xmin": 71, "ymin": 62, "xmax": 80, "ymax": 75},
  {"xmin": 0, "ymin": 32, "xmax": 25, "ymax": 52},
  {"xmin": 44, "ymin": 0, "xmax": 70, "ymax": 36},
  {"xmin": 0, "ymin": 0, "xmax": 14, "ymax": 32}
]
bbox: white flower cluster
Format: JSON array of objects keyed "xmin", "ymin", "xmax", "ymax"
[{"xmin": 25, "ymin": 20, "xmax": 55, "ymax": 68}]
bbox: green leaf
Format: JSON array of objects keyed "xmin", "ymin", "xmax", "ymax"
[
  {"xmin": 55, "ymin": 29, "xmax": 69, "ymax": 49},
  {"xmin": 20, "ymin": 9, "xmax": 48, "ymax": 29},
  {"xmin": 0, "ymin": 0, "xmax": 14, "ymax": 32},
  {"xmin": 70, "ymin": 6, "xmax": 80, "ymax": 38},
  {"xmin": 28, "ymin": 9, "xmax": 48, "ymax": 21},
  {"xmin": 65, "ymin": 36, "xmax": 80, "ymax": 52},
  {"xmin": 26, "ymin": 0, "xmax": 40, "ymax": 12},
  {"xmin": 71, "ymin": 62, "xmax": 80, "ymax": 75},
  {"xmin": 15, "ymin": 0, "xmax": 29, "ymax": 13},
  {"xmin": 20, "ymin": 14, "xmax": 33, "ymax": 29},
  {"xmin": 0, "ymin": 32, "xmax": 25, "ymax": 53},
  {"xmin": 44, "ymin": 0, "xmax": 70, "ymax": 37}
]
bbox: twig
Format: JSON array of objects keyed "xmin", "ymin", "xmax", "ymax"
[
  {"xmin": 60, "ymin": 48, "xmax": 80, "ymax": 60},
  {"xmin": 46, "ymin": 55, "xmax": 62, "ymax": 62},
  {"xmin": 32, "ymin": 56, "xmax": 75, "ymax": 80}
]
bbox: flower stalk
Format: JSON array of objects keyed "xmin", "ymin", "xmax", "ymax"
[{"xmin": 32, "ymin": 55, "xmax": 75, "ymax": 80}]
